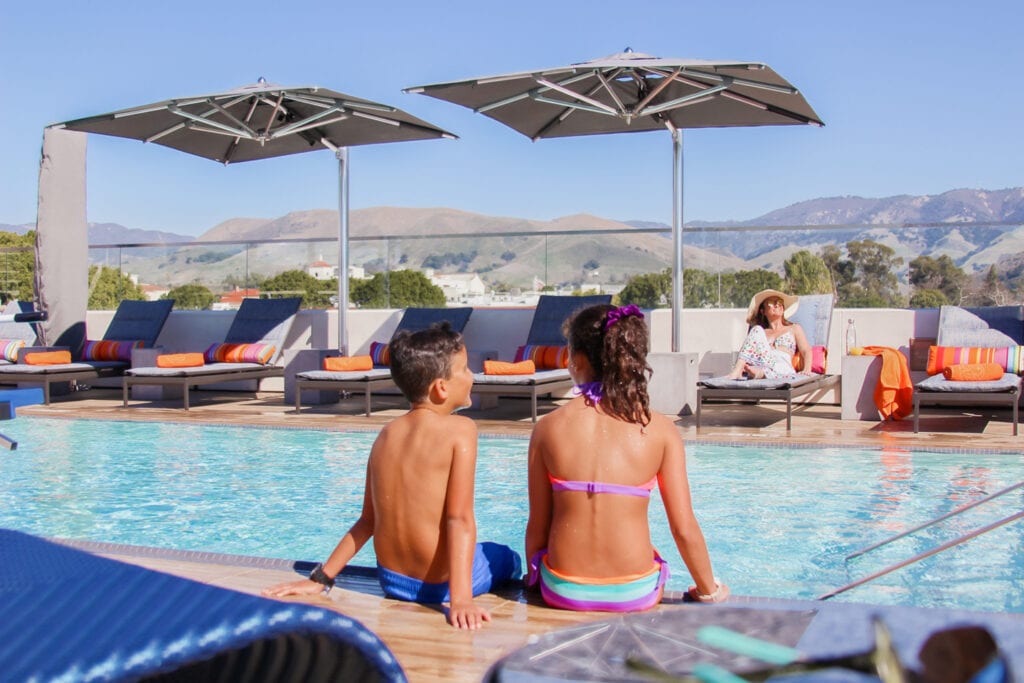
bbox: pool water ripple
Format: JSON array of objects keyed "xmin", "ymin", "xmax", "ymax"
[{"xmin": 0, "ymin": 417, "xmax": 1020, "ymax": 613}]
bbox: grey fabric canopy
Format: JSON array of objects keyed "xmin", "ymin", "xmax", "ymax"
[
  {"xmin": 45, "ymin": 80, "xmax": 456, "ymax": 352},
  {"xmin": 406, "ymin": 49, "xmax": 823, "ymax": 351}
]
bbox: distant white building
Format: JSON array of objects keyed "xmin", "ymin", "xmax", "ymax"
[
  {"xmin": 139, "ymin": 283, "xmax": 170, "ymax": 302},
  {"xmin": 307, "ymin": 260, "xmax": 336, "ymax": 280},
  {"xmin": 428, "ymin": 272, "xmax": 487, "ymax": 303},
  {"xmin": 306, "ymin": 260, "xmax": 368, "ymax": 280}
]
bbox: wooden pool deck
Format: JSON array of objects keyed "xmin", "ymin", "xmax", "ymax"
[{"xmin": 14, "ymin": 388, "xmax": 1024, "ymax": 681}]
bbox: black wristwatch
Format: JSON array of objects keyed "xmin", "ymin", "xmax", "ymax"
[{"xmin": 309, "ymin": 563, "xmax": 335, "ymax": 591}]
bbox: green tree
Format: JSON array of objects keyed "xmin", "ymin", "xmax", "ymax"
[
  {"xmin": 683, "ymin": 268, "xmax": 720, "ymax": 308},
  {"xmin": 163, "ymin": 284, "xmax": 215, "ymax": 310},
  {"xmin": 262, "ymin": 269, "xmax": 335, "ymax": 308},
  {"xmin": 909, "ymin": 254, "xmax": 966, "ymax": 304},
  {"xmin": 88, "ymin": 266, "xmax": 147, "ymax": 309},
  {"xmin": 977, "ymin": 265, "xmax": 1006, "ymax": 306},
  {"xmin": 820, "ymin": 244, "xmax": 854, "ymax": 297},
  {"xmin": 350, "ymin": 270, "xmax": 445, "ymax": 308},
  {"xmin": 833, "ymin": 240, "xmax": 904, "ymax": 308},
  {"xmin": 0, "ymin": 231, "xmax": 36, "ymax": 303},
  {"xmin": 784, "ymin": 250, "xmax": 832, "ymax": 295},
  {"xmin": 619, "ymin": 269, "xmax": 670, "ymax": 308},
  {"xmin": 725, "ymin": 269, "xmax": 784, "ymax": 308},
  {"xmin": 909, "ymin": 289, "xmax": 949, "ymax": 308}
]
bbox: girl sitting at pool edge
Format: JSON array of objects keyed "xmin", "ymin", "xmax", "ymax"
[
  {"xmin": 525, "ymin": 303, "xmax": 728, "ymax": 611},
  {"xmin": 262, "ymin": 323, "xmax": 521, "ymax": 629}
]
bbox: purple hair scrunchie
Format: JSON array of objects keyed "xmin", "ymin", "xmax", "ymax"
[{"xmin": 604, "ymin": 304, "xmax": 644, "ymax": 330}]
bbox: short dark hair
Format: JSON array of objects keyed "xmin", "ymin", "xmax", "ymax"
[{"xmin": 389, "ymin": 322, "xmax": 465, "ymax": 403}]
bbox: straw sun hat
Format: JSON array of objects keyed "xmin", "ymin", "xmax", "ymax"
[{"xmin": 746, "ymin": 289, "xmax": 799, "ymax": 324}]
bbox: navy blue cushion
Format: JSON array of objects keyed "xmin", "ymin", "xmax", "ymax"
[{"xmin": 526, "ymin": 295, "xmax": 611, "ymax": 346}]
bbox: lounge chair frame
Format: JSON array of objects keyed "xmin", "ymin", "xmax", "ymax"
[
  {"xmin": 913, "ymin": 384, "xmax": 1020, "ymax": 436},
  {"xmin": 696, "ymin": 374, "xmax": 840, "ymax": 431},
  {"xmin": 123, "ymin": 297, "xmax": 300, "ymax": 410},
  {"xmin": 0, "ymin": 299, "xmax": 174, "ymax": 404}
]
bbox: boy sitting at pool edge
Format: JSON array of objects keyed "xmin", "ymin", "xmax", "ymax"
[{"xmin": 262, "ymin": 323, "xmax": 521, "ymax": 629}]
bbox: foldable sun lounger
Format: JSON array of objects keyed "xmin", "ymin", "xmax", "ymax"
[
  {"xmin": 696, "ymin": 294, "xmax": 839, "ymax": 431},
  {"xmin": 123, "ymin": 297, "xmax": 301, "ymax": 409},
  {"xmin": 471, "ymin": 294, "xmax": 611, "ymax": 422},
  {"xmin": 913, "ymin": 305, "xmax": 1024, "ymax": 435},
  {"xmin": 0, "ymin": 528, "xmax": 406, "ymax": 682},
  {"xmin": 293, "ymin": 307, "xmax": 473, "ymax": 416},
  {"xmin": 0, "ymin": 299, "xmax": 174, "ymax": 404}
]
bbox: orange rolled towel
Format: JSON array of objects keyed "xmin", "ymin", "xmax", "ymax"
[
  {"xmin": 323, "ymin": 355, "xmax": 373, "ymax": 372},
  {"xmin": 24, "ymin": 350, "xmax": 72, "ymax": 365},
  {"xmin": 943, "ymin": 362, "xmax": 1004, "ymax": 382},
  {"xmin": 484, "ymin": 359, "xmax": 536, "ymax": 375},
  {"xmin": 156, "ymin": 353, "xmax": 205, "ymax": 368}
]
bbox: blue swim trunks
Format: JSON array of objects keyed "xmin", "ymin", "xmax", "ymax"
[{"xmin": 376, "ymin": 541, "xmax": 522, "ymax": 604}]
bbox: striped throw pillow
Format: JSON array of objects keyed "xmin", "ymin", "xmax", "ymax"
[
  {"xmin": 369, "ymin": 341, "xmax": 391, "ymax": 366},
  {"xmin": 82, "ymin": 339, "xmax": 143, "ymax": 362},
  {"xmin": 514, "ymin": 345, "xmax": 569, "ymax": 369},
  {"xmin": 203, "ymin": 342, "xmax": 276, "ymax": 365},
  {"xmin": 926, "ymin": 345, "xmax": 1024, "ymax": 376},
  {"xmin": 0, "ymin": 339, "xmax": 26, "ymax": 362}
]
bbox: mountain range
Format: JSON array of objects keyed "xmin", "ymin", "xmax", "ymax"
[{"xmin": 3, "ymin": 187, "xmax": 1023, "ymax": 288}]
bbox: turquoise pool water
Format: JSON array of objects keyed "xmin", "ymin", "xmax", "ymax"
[{"xmin": 1, "ymin": 417, "xmax": 1021, "ymax": 613}]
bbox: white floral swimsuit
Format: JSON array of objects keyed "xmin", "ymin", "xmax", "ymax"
[{"xmin": 737, "ymin": 326, "xmax": 798, "ymax": 379}]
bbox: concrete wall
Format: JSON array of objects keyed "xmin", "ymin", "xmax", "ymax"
[{"xmin": 86, "ymin": 305, "xmax": 943, "ymax": 397}]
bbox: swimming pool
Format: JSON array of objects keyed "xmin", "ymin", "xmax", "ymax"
[{"xmin": 1, "ymin": 417, "xmax": 1020, "ymax": 613}]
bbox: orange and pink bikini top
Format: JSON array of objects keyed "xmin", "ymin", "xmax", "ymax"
[{"xmin": 548, "ymin": 473, "xmax": 657, "ymax": 498}]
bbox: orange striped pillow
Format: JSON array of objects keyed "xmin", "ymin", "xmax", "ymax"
[
  {"xmin": 82, "ymin": 339, "xmax": 143, "ymax": 361},
  {"xmin": 926, "ymin": 346, "xmax": 1024, "ymax": 376},
  {"xmin": 514, "ymin": 345, "xmax": 568, "ymax": 369},
  {"xmin": 203, "ymin": 342, "xmax": 275, "ymax": 365}
]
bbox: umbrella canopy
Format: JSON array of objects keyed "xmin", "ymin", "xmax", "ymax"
[
  {"xmin": 406, "ymin": 49, "xmax": 823, "ymax": 351},
  {"xmin": 50, "ymin": 80, "xmax": 456, "ymax": 352}
]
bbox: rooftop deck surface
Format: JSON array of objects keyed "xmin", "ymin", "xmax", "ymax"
[{"xmin": 15, "ymin": 388, "xmax": 1024, "ymax": 681}]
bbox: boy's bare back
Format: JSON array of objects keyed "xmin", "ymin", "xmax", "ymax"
[{"xmin": 369, "ymin": 409, "xmax": 478, "ymax": 583}]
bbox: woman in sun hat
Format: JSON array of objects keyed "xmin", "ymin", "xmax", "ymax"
[{"xmin": 725, "ymin": 289, "xmax": 813, "ymax": 380}]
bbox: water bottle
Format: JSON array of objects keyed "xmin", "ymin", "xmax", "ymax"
[{"xmin": 845, "ymin": 318, "xmax": 857, "ymax": 355}]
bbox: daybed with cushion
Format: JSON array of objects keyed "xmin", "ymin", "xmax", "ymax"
[
  {"xmin": 293, "ymin": 307, "xmax": 473, "ymax": 416},
  {"xmin": 123, "ymin": 297, "xmax": 301, "ymax": 410},
  {"xmin": 696, "ymin": 294, "xmax": 839, "ymax": 431},
  {"xmin": 0, "ymin": 299, "xmax": 174, "ymax": 404},
  {"xmin": 913, "ymin": 305, "xmax": 1024, "ymax": 435},
  {"xmin": 470, "ymin": 294, "xmax": 610, "ymax": 422}
]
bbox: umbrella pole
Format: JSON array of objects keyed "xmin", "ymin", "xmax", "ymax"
[
  {"xmin": 336, "ymin": 147, "xmax": 350, "ymax": 355},
  {"xmin": 671, "ymin": 129, "xmax": 684, "ymax": 353}
]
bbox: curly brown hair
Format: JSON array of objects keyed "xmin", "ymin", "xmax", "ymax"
[{"xmin": 564, "ymin": 304, "xmax": 652, "ymax": 426}]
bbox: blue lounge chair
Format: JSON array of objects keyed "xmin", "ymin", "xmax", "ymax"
[
  {"xmin": 293, "ymin": 307, "xmax": 473, "ymax": 416},
  {"xmin": 123, "ymin": 297, "xmax": 301, "ymax": 410},
  {"xmin": 470, "ymin": 294, "xmax": 611, "ymax": 422},
  {"xmin": 0, "ymin": 299, "xmax": 174, "ymax": 404},
  {"xmin": 0, "ymin": 528, "xmax": 406, "ymax": 682},
  {"xmin": 696, "ymin": 294, "xmax": 839, "ymax": 431}
]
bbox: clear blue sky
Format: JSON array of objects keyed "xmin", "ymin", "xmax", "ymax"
[{"xmin": 2, "ymin": 0, "xmax": 1022, "ymax": 236}]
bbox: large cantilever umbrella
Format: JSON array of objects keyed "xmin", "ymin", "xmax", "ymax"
[
  {"xmin": 406, "ymin": 49, "xmax": 823, "ymax": 351},
  {"xmin": 48, "ymin": 80, "xmax": 456, "ymax": 353}
]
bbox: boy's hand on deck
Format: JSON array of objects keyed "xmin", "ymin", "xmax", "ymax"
[
  {"xmin": 261, "ymin": 579, "xmax": 327, "ymax": 598},
  {"xmin": 447, "ymin": 600, "xmax": 491, "ymax": 629}
]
